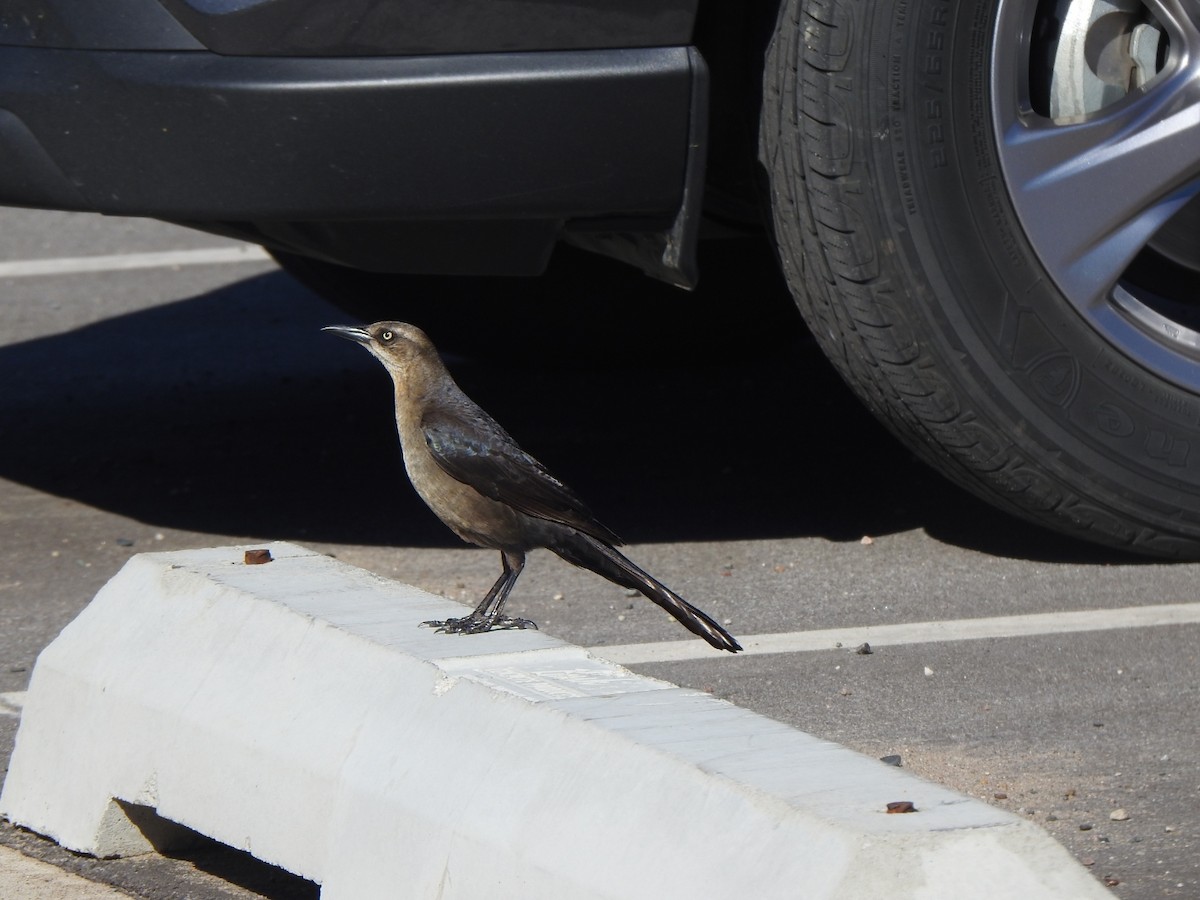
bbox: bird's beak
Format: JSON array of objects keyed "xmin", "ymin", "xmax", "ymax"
[{"xmin": 322, "ymin": 325, "xmax": 372, "ymax": 344}]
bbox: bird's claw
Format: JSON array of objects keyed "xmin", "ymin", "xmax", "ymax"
[{"xmin": 420, "ymin": 615, "xmax": 539, "ymax": 634}]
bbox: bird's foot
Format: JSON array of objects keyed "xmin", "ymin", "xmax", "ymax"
[{"xmin": 420, "ymin": 614, "xmax": 539, "ymax": 634}]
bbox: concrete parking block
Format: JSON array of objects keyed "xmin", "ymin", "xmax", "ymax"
[{"xmin": 0, "ymin": 542, "xmax": 1109, "ymax": 899}]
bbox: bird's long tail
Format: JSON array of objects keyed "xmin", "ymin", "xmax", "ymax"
[{"xmin": 549, "ymin": 530, "xmax": 742, "ymax": 653}]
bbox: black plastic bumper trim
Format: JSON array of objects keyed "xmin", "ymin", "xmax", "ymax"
[{"xmin": 0, "ymin": 45, "xmax": 694, "ymax": 222}]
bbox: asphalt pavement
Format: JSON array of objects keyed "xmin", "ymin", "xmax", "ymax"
[{"xmin": 0, "ymin": 207, "xmax": 1196, "ymax": 898}]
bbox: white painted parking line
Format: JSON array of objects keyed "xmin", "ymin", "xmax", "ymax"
[
  {"xmin": 0, "ymin": 246, "xmax": 271, "ymax": 278},
  {"xmin": 0, "ymin": 846, "xmax": 130, "ymax": 899},
  {"xmin": 5, "ymin": 604, "xmax": 1195, "ymax": 687},
  {"xmin": 592, "ymin": 601, "xmax": 1200, "ymax": 665}
]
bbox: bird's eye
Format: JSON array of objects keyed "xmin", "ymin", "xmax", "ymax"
[{"xmin": 380, "ymin": 330, "xmax": 394, "ymax": 343}]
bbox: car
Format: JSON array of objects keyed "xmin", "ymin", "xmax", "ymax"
[{"xmin": 2, "ymin": 0, "xmax": 1197, "ymax": 557}]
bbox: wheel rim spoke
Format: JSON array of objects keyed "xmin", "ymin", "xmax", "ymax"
[
  {"xmin": 999, "ymin": 67, "xmax": 1200, "ymax": 308},
  {"xmin": 993, "ymin": 0, "xmax": 1200, "ymax": 386},
  {"xmin": 1146, "ymin": 0, "xmax": 1200, "ymax": 40}
]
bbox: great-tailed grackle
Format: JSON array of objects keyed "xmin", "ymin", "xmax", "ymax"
[{"xmin": 323, "ymin": 321, "xmax": 742, "ymax": 653}]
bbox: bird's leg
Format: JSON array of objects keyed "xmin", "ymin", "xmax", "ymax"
[{"xmin": 421, "ymin": 550, "xmax": 537, "ymax": 634}]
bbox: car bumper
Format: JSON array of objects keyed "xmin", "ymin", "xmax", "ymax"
[{"xmin": 0, "ymin": 45, "xmax": 694, "ymax": 221}]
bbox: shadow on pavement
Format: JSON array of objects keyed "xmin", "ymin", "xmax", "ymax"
[
  {"xmin": 0, "ymin": 267, "xmax": 1134, "ymax": 563},
  {"xmin": 0, "ymin": 816, "xmax": 319, "ymax": 900}
]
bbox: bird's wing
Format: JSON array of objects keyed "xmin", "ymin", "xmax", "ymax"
[{"xmin": 422, "ymin": 407, "xmax": 623, "ymax": 545}]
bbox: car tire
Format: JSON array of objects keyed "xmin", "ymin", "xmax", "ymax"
[{"xmin": 759, "ymin": 0, "xmax": 1200, "ymax": 557}]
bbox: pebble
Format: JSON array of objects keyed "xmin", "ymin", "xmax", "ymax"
[
  {"xmin": 880, "ymin": 755, "xmax": 902, "ymax": 767},
  {"xmin": 1110, "ymin": 808, "xmax": 1130, "ymax": 822},
  {"xmin": 551, "ymin": 592, "xmax": 564, "ymax": 602},
  {"xmin": 993, "ymin": 792, "xmax": 1008, "ymax": 800},
  {"xmin": 1079, "ymin": 823, "xmax": 1094, "ymax": 831},
  {"xmin": 923, "ymin": 666, "xmax": 934, "ymax": 676}
]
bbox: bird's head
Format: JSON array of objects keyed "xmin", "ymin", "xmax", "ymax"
[{"xmin": 322, "ymin": 321, "xmax": 439, "ymax": 378}]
